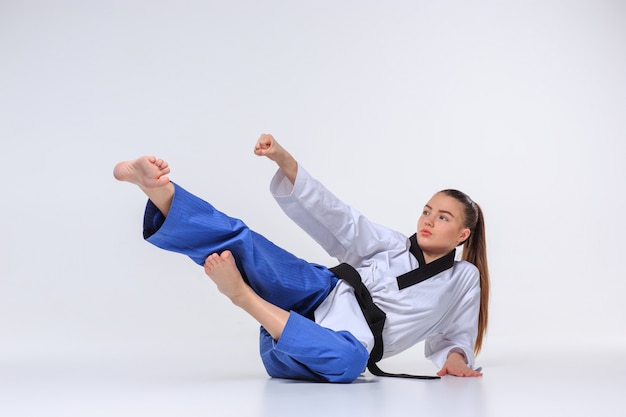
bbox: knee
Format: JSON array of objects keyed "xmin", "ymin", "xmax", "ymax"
[
  {"xmin": 258, "ymin": 328, "xmax": 369, "ymax": 383},
  {"xmin": 324, "ymin": 337, "xmax": 369, "ymax": 383}
]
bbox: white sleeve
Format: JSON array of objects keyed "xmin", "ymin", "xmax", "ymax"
[
  {"xmin": 270, "ymin": 166, "xmax": 406, "ymax": 265},
  {"xmin": 424, "ymin": 267, "xmax": 481, "ymax": 369}
]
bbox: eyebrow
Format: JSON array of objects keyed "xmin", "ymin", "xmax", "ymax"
[{"xmin": 424, "ymin": 205, "xmax": 456, "ymax": 218}]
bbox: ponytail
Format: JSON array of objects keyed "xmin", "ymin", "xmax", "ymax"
[
  {"xmin": 440, "ymin": 190, "xmax": 490, "ymax": 355},
  {"xmin": 461, "ymin": 203, "xmax": 489, "ymax": 355}
]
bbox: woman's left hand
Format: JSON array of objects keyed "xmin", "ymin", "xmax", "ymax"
[{"xmin": 437, "ymin": 351, "xmax": 483, "ymax": 377}]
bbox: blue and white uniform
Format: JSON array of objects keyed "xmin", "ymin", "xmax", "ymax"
[{"xmin": 142, "ymin": 165, "xmax": 480, "ymax": 383}]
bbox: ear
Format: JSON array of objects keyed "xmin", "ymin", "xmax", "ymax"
[{"xmin": 458, "ymin": 228, "xmax": 471, "ymax": 244}]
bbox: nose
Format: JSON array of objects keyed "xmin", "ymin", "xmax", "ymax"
[{"xmin": 424, "ymin": 218, "xmax": 434, "ymax": 227}]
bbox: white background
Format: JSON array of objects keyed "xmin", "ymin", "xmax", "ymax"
[{"xmin": 1, "ymin": 0, "xmax": 625, "ymax": 375}]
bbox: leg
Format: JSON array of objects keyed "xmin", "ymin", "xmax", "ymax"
[
  {"xmin": 204, "ymin": 250, "xmax": 289, "ymax": 340},
  {"xmin": 204, "ymin": 252, "xmax": 368, "ymax": 383},
  {"xmin": 259, "ymin": 314, "xmax": 369, "ymax": 383},
  {"xmin": 142, "ymin": 182, "xmax": 338, "ymax": 317},
  {"xmin": 113, "ymin": 155, "xmax": 174, "ymax": 216}
]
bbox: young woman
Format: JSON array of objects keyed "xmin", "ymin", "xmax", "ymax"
[{"xmin": 113, "ymin": 134, "xmax": 489, "ymax": 383}]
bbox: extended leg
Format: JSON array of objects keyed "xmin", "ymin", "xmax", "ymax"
[{"xmin": 138, "ymin": 180, "xmax": 337, "ymax": 317}]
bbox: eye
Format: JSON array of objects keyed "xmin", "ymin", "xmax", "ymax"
[
  {"xmin": 422, "ymin": 210, "xmax": 430, "ymax": 216},
  {"xmin": 439, "ymin": 215, "xmax": 448, "ymax": 221}
]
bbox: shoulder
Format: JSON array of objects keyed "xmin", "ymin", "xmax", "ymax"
[
  {"xmin": 454, "ymin": 259, "xmax": 478, "ymax": 274},
  {"xmin": 452, "ymin": 260, "xmax": 480, "ymax": 287}
]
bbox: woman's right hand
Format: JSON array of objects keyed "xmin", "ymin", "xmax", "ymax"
[
  {"xmin": 254, "ymin": 134, "xmax": 284, "ymax": 160},
  {"xmin": 254, "ymin": 134, "xmax": 298, "ymax": 184}
]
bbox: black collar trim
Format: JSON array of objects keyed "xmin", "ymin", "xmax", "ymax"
[{"xmin": 396, "ymin": 234, "xmax": 456, "ymax": 290}]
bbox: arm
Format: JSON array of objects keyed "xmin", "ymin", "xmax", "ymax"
[
  {"xmin": 257, "ymin": 136, "xmax": 405, "ymax": 263},
  {"xmin": 426, "ymin": 265, "xmax": 482, "ymax": 377}
]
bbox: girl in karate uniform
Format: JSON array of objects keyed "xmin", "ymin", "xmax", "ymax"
[{"xmin": 113, "ymin": 134, "xmax": 490, "ymax": 383}]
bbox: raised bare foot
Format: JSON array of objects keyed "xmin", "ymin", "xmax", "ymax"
[
  {"xmin": 113, "ymin": 156, "xmax": 171, "ymax": 189},
  {"xmin": 204, "ymin": 250, "xmax": 250, "ymax": 302}
]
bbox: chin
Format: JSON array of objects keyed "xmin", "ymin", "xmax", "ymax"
[
  {"xmin": 417, "ymin": 236, "xmax": 451, "ymax": 254},
  {"xmin": 416, "ymin": 235, "xmax": 431, "ymax": 248}
]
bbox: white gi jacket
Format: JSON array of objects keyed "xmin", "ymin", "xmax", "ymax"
[{"xmin": 271, "ymin": 166, "xmax": 481, "ymax": 369}]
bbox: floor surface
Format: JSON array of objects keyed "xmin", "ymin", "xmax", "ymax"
[{"xmin": 1, "ymin": 340, "xmax": 624, "ymax": 417}]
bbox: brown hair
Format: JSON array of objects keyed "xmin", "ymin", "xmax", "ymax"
[{"xmin": 440, "ymin": 189, "xmax": 490, "ymax": 355}]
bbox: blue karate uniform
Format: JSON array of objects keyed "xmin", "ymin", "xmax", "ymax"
[{"xmin": 142, "ymin": 183, "xmax": 369, "ymax": 383}]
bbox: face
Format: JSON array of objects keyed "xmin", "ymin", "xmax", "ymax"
[{"xmin": 417, "ymin": 193, "xmax": 471, "ymax": 259}]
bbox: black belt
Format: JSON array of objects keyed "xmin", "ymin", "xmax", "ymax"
[{"xmin": 329, "ymin": 262, "xmax": 440, "ymax": 380}]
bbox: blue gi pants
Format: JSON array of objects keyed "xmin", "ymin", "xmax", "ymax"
[{"xmin": 143, "ymin": 183, "xmax": 369, "ymax": 383}]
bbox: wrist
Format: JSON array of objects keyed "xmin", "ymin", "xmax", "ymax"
[{"xmin": 447, "ymin": 349, "xmax": 467, "ymax": 363}]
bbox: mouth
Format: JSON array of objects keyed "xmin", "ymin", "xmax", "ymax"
[{"xmin": 420, "ymin": 229, "xmax": 432, "ymax": 237}]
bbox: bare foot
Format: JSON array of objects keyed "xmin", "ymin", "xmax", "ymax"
[
  {"xmin": 204, "ymin": 251, "xmax": 251, "ymax": 302},
  {"xmin": 113, "ymin": 156, "xmax": 171, "ymax": 189}
]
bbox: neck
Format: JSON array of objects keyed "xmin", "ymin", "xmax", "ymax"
[
  {"xmin": 422, "ymin": 250, "xmax": 450, "ymax": 264},
  {"xmin": 409, "ymin": 234, "xmax": 456, "ymax": 267}
]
